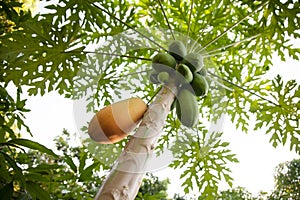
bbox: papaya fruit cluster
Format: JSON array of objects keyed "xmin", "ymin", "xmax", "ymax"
[{"xmin": 149, "ymin": 40, "xmax": 209, "ymax": 128}]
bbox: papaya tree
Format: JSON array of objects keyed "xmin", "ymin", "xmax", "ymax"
[{"xmin": 1, "ymin": 0, "xmax": 299, "ymax": 199}]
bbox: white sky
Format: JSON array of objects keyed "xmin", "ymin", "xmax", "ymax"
[{"xmin": 13, "ymin": 1, "xmax": 300, "ymax": 198}]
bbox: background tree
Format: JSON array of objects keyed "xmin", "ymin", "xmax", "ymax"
[
  {"xmin": 215, "ymin": 187, "xmax": 270, "ymax": 200},
  {"xmin": 269, "ymin": 159, "xmax": 300, "ymax": 199},
  {"xmin": 216, "ymin": 187, "xmax": 256, "ymax": 200},
  {"xmin": 1, "ymin": 0, "xmax": 299, "ymax": 199},
  {"xmin": 0, "ymin": 121, "xmax": 173, "ymax": 200},
  {"xmin": 216, "ymin": 159, "xmax": 300, "ymax": 200},
  {"xmin": 0, "ymin": 0, "xmax": 32, "ymax": 35},
  {"xmin": 136, "ymin": 173, "xmax": 169, "ymax": 200}
]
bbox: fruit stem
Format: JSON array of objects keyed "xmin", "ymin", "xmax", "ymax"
[
  {"xmin": 207, "ymin": 71, "xmax": 281, "ymax": 107},
  {"xmin": 201, "ymin": 1, "xmax": 268, "ymax": 51},
  {"xmin": 88, "ymin": 0, "xmax": 167, "ymax": 51},
  {"xmin": 201, "ymin": 34, "xmax": 261, "ymax": 56},
  {"xmin": 186, "ymin": 0, "xmax": 195, "ymax": 38},
  {"xmin": 64, "ymin": 50, "xmax": 152, "ymax": 61},
  {"xmin": 109, "ymin": 70, "xmax": 152, "ymax": 80},
  {"xmin": 158, "ymin": 0, "xmax": 176, "ymax": 40}
]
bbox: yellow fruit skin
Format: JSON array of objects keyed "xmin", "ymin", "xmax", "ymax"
[
  {"xmin": 176, "ymin": 89, "xmax": 199, "ymax": 127},
  {"xmin": 88, "ymin": 98, "xmax": 147, "ymax": 144}
]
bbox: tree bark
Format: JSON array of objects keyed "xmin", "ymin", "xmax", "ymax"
[{"xmin": 95, "ymin": 84, "xmax": 177, "ymax": 200}]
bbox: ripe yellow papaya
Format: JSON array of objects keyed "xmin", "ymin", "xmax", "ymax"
[
  {"xmin": 152, "ymin": 53, "xmax": 177, "ymax": 72},
  {"xmin": 176, "ymin": 89, "xmax": 199, "ymax": 127},
  {"xmin": 168, "ymin": 40, "xmax": 187, "ymax": 61},
  {"xmin": 88, "ymin": 98, "xmax": 147, "ymax": 144},
  {"xmin": 182, "ymin": 53, "xmax": 203, "ymax": 72},
  {"xmin": 191, "ymin": 73, "xmax": 209, "ymax": 97}
]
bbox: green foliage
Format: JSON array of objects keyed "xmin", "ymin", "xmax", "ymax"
[
  {"xmin": 170, "ymin": 125, "xmax": 238, "ymax": 199},
  {"xmin": 0, "ymin": 84, "xmax": 31, "ymax": 141},
  {"xmin": 253, "ymin": 75, "xmax": 300, "ymax": 152},
  {"xmin": 0, "ymin": 15, "xmax": 85, "ymax": 96},
  {"xmin": 0, "ymin": 85, "xmax": 103, "ymax": 199},
  {"xmin": 4, "ymin": 138, "xmax": 57, "ymax": 157},
  {"xmin": 216, "ymin": 187, "xmax": 255, "ymax": 200},
  {"xmin": 0, "ymin": 0, "xmax": 138, "ymax": 96},
  {"xmin": 0, "ymin": 0, "xmax": 31, "ymax": 35},
  {"xmin": 136, "ymin": 173, "xmax": 169, "ymax": 200},
  {"xmin": 270, "ymin": 159, "xmax": 300, "ymax": 199},
  {"xmin": 1, "ymin": 0, "xmax": 300, "ymax": 199},
  {"xmin": 0, "ymin": 128, "xmax": 105, "ymax": 199},
  {"xmin": 0, "ymin": 122, "xmax": 175, "ymax": 200}
]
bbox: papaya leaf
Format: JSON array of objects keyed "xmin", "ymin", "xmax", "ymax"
[
  {"xmin": 170, "ymin": 126, "xmax": 238, "ymax": 199},
  {"xmin": 79, "ymin": 161, "xmax": 100, "ymax": 182},
  {"xmin": 0, "ymin": 151, "xmax": 25, "ymax": 186},
  {"xmin": 79, "ymin": 151, "xmax": 88, "ymax": 173},
  {"xmin": 254, "ymin": 75, "xmax": 300, "ymax": 153},
  {"xmin": 27, "ymin": 163, "xmax": 63, "ymax": 174},
  {"xmin": 64, "ymin": 153, "xmax": 77, "ymax": 173},
  {"xmin": 6, "ymin": 139, "xmax": 58, "ymax": 157},
  {"xmin": 26, "ymin": 181, "xmax": 51, "ymax": 200},
  {"xmin": 24, "ymin": 173, "xmax": 50, "ymax": 183},
  {"xmin": 0, "ymin": 182, "xmax": 13, "ymax": 200}
]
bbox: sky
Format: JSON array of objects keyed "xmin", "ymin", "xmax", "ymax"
[{"xmin": 12, "ymin": 1, "xmax": 300, "ymax": 198}]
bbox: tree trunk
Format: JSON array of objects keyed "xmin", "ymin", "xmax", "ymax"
[{"xmin": 95, "ymin": 84, "xmax": 177, "ymax": 200}]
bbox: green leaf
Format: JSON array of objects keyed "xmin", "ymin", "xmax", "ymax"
[
  {"xmin": 79, "ymin": 151, "xmax": 88, "ymax": 173},
  {"xmin": 79, "ymin": 161, "xmax": 100, "ymax": 182},
  {"xmin": 0, "ymin": 152, "xmax": 25, "ymax": 186},
  {"xmin": 24, "ymin": 173, "xmax": 50, "ymax": 182},
  {"xmin": 27, "ymin": 163, "xmax": 63, "ymax": 173},
  {"xmin": 6, "ymin": 139, "xmax": 58, "ymax": 157},
  {"xmin": 64, "ymin": 153, "xmax": 77, "ymax": 173},
  {"xmin": 0, "ymin": 182, "xmax": 13, "ymax": 200},
  {"xmin": 26, "ymin": 181, "xmax": 51, "ymax": 200}
]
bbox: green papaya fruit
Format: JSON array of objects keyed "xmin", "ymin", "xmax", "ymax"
[
  {"xmin": 182, "ymin": 53, "xmax": 203, "ymax": 72},
  {"xmin": 157, "ymin": 71, "xmax": 170, "ymax": 84},
  {"xmin": 176, "ymin": 89, "xmax": 199, "ymax": 127},
  {"xmin": 177, "ymin": 64, "xmax": 193, "ymax": 83},
  {"xmin": 198, "ymin": 67, "xmax": 207, "ymax": 76},
  {"xmin": 191, "ymin": 73, "xmax": 209, "ymax": 97},
  {"xmin": 168, "ymin": 40, "xmax": 187, "ymax": 61},
  {"xmin": 149, "ymin": 70, "xmax": 160, "ymax": 84},
  {"xmin": 152, "ymin": 53, "xmax": 177, "ymax": 72}
]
